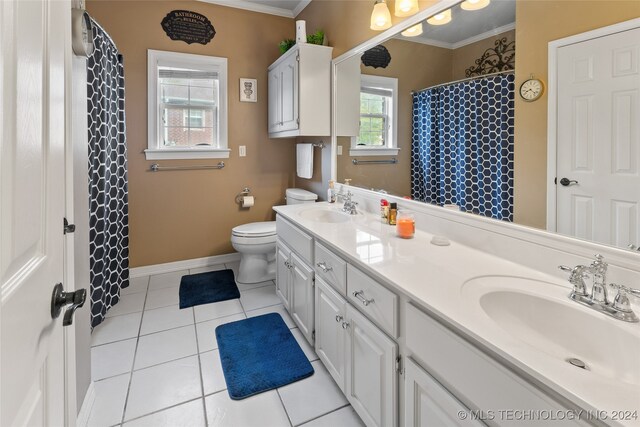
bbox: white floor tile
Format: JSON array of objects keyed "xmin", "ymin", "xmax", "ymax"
[
  {"xmin": 87, "ymin": 374, "xmax": 130, "ymax": 427},
  {"xmin": 140, "ymin": 305, "xmax": 193, "ymax": 336},
  {"xmin": 145, "ymin": 286, "xmax": 179, "ymax": 310},
  {"xmin": 237, "ymin": 280, "xmax": 274, "ymax": 292},
  {"xmin": 122, "ymin": 276, "xmax": 149, "ymax": 295},
  {"xmin": 91, "ymin": 338, "xmax": 137, "ymax": 381},
  {"xmin": 123, "ymin": 398, "xmax": 206, "ymax": 427},
  {"xmin": 196, "ymin": 313, "xmax": 246, "ymax": 353},
  {"xmin": 199, "ymin": 350, "xmax": 227, "ymax": 396},
  {"xmin": 107, "ymin": 292, "xmax": 146, "ymax": 318},
  {"xmin": 149, "ymin": 270, "xmax": 189, "ymax": 290},
  {"xmin": 245, "ymin": 304, "xmax": 295, "ymax": 329},
  {"xmin": 125, "ymin": 356, "xmax": 202, "ymax": 421},
  {"xmin": 300, "ymin": 406, "xmax": 363, "ymax": 427},
  {"xmin": 194, "ymin": 300, "xmax": 244, "ymax": 323},
  {"xmin": 239, "ymin": 285, "xmax": 280, "ymax": 311},
  {"xmin": 92, "ymin": 313, "xmax": 142, "ymax": 346},
  {"xmin": 189, "ymin": 264, "xmax": 226, "ymax": 275},
  {"xmin": 134, "ymin": 325, "xmax": 198, "ymax": 370},
  {"xmin": 278, "ymin": 360, "xmax": 348, "ymax": 426},
  {"xmin": 291, "ymin": 328, "xmax": 318, "ymax": 362},
  {"xmin": 204, "ymin": 390, "xmax": 290, "ymax": 427}
]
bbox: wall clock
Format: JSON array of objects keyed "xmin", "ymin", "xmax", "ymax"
[
  {"xmin": 72, "ymin": 8, "xmax": 94, "ymax": 57},
  {"xmin": 519, "ymin": 76, "xmax": 544, "ymax": 102}
]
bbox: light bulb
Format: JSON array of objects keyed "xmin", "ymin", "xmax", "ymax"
[
  {"xmin": 460, "ymin": 0, "xmax": 490, "ymax": 11},
  {"xmin": 395, "ymin": 0, "xmax": 419, "ymax": 17},
  {"xmin": 401, "ymin": 23, "xmax": 423, "ymax": 37},
  {"xmin": 426, "ymin": 9, "xmax": 452, "ymax": 26},
  {"xmin": 370, "ymin": 0, "xmax": 392, "ymax": 31}
]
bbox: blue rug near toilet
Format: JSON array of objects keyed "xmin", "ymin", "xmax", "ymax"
[
  {"xmin": 215, "ymin": 313, "xmax": 314, "ymax": 400},
  {"xmin": 179, "ymin": 269, "xmax": 240, "ymax": 309}
]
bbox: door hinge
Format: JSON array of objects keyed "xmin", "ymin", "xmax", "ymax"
[
  {"xmin": 312, "ymin": 330, "xmax": 316, "ymax": 340},
  {"xmin": 296, "ymin": 117, "xmax": 300, "ymax": 125},
  {"xmin": 296, "ymin": 54, "xmax": 300, "ymax": 62},
  {"xmin": 396, "ymin": 356, "xmax": 403, "ymax": 375},
  {"xmin": 63, "ymin": 218, "xmax": 76, "ymax": 234}
]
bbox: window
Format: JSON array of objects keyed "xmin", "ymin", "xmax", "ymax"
[
  {"xmin": 351, "ymin": 75, "xmax": 399, "ymax": 156},
  {"xmin": 146, "ymin": 50, "xmax": 229, "ymax": 159}
]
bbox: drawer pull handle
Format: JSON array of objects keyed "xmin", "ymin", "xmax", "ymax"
[
  {"xmin": 316, "ymin": 262, "xmax": 333, "ymax": 273},
  {"xmin": 341, "ymin": 321, "xmax": 350, "ymax": 329},
  {"xmin": 353, "ymin": 290, "xmax": 374, "ymax": 306},
  {"xmin": 335, "ymin": 315, "xmax": 343, "ymax": 323}
]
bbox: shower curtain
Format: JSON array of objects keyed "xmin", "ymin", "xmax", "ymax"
[
  {"xmin": 87, "ymin": 20, "xmax": 129, "ymax": 328},
  {"xmin": 411, "ymin": 73, "xmax": 515, "ymax": 221}
]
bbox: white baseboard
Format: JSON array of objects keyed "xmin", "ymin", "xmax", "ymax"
[
  {"xmin": 129, "ymin": 253, "xmax": 241, "ymax": 278},
  {"xmin": 76, "ymin": 381, "xmax": 95, "ymax": 427}
]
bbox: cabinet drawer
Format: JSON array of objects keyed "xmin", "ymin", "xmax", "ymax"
[
  {"xmin": 314, "ymin": 242, "xmax": 347, "ymax": 295},
  {"xmin": 346, "ymin": 265, "xmax": 398, "ymax": 338},
  {"xmin": 405, "ymin": 303, "xmax": 587, "ymax": 426},
  {"xmin": 276, "ymin": 215, "xmax": 313, "ymax": 265}
]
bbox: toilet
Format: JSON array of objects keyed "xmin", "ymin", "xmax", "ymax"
[{"xmin": 231, "ymin": 188, "xmax": 318, "ymax": 284}]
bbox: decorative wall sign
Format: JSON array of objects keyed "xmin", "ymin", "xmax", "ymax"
[
  {"xmin": 465, "ymin": 37, "xmax": 515, "ymax": 77},
  {"xmin": 240, "ymin": 78, "xmax": 257, "ymax": 103},
  {"xmin": 161, "ymin": 10, "xmax": 215, "ymax": 45},
  {"xmin": 362, "ymin": 45, "xmax": 392, "ymax": 69}
]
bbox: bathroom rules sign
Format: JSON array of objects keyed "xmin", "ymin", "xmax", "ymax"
[{"xmin": 161, "ymin": 10, "xmax": 216, "ymax": 45}]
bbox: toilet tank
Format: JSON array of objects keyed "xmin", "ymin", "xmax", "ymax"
[{"xmin": 286, "ymin": 188, "xmax": 318, "ymax": 205}]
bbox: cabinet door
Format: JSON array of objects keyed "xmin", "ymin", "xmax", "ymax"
[
  {"xmin": 268, "ymin": 68, "xmax": 281, "ymax": 133},
  {"xmin": 291, "ymin": 252, "xmax": 314, "ymax": 344},
  {"xmin": 280, "ymin": 52, "xmax": 299, "ymax": 132},
  {"xmin": 275, "ymin": 241, "xmax": 291, "ymax": 310},
  {"xmin": 346, "ymin": 305, "xmax": 398, "ymax": 427},
  {"xmin": 315, "ymin": 277, "xmax": 346, "ymax": 392}
]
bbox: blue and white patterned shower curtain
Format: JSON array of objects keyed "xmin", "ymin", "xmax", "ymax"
[
  {"xmin": 411, "ymin": 73, "xmax": 515, "ymax": 221},
  {"xmin": 87, "ymin": 20, "xmax": 129, "ymax": 328}
]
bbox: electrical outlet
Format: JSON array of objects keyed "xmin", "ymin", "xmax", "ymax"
[
  {"xmin": 239, "ymin": 146, "xmax": 246, "ymax": 157},
  {"xmin": 337, "ymin": 145, "xmax": 343, "ymax": 155}
]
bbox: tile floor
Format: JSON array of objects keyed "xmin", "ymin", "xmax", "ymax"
[{"xmin": 88, "ymin": 261, "xmax": 365, "ymax": 427}]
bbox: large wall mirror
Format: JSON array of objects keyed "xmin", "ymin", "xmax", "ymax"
[{"xmin": 333, "ymin": 0, "xmax": 640, "ymax": 253}]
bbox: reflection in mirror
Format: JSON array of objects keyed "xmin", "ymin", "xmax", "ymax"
[{"xmin": 334, "ymin": 0, "xmax": 640, "ymax": 251}]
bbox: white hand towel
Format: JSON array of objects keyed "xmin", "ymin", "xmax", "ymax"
[{"xmin": 296, "ymin": 143, "xmax": 314, "ymax": 179}]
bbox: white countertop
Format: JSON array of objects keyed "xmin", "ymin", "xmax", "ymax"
[{"xmin": 274, "ymin": 202, "xmax": 640, "ymax": 426}]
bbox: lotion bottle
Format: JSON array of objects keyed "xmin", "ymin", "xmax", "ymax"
[{"xmin": 327, "ymin": 180, "xmax": 336, "ymax": 203}]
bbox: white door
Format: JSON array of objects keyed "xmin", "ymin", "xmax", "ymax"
[
  {"xmin": 280, "ymin": 52, "xmax": 299, "ymax": 132},
  {"xmin": 290, "ymin": 252, "xmax": 314, "ymax": 344},
  {"xmin": 275, "ymin": 241, "xmax": 291, "ymax": 310},
  {"xmin": 556, "ymin": 26, "xmax": 640, "ymax": 248},
  {"xmin": 345, "ymin": 304, "xmax": 397, "ymax": 427},
  {"xmin": 1, "ymin": 0, "xmax": 70, "ymax": 425},
  {"xmin": 314, "ymin": 277, "xmax": 346, "ymax": 392}
]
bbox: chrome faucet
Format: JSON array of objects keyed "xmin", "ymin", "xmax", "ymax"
[
  {"xmin": 559, "ymin": 254, "xmax": 639, "ymax": 322},
  {"xmin": 341, "ymin": 191, "xmax": 358, "ymax": 215}
]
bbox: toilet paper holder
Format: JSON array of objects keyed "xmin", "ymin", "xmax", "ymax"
[{"xmin": 235, "ymin": 187, "xmax": 254, "ymax": 206}]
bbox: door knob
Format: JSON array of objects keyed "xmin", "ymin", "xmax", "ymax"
[
  {"xmin": 51, "ymin": 283, "xmax": 87, "ymax": 326},
  {"xmin": 559, "ymin": 177, "xmax": 579, "ymax": 186}
]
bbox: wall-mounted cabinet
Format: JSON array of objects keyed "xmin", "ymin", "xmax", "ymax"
[{"xmin": 268, "ymin": 44, "xmax": 333, "ymax": 138}]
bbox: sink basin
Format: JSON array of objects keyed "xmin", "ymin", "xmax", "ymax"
[
  {"xmin": 298, "ymin": 207, "xmax": 351, "ymax": 223},
  {"xmin": 462, "ymin": 276, "xmax": 640, "ymax": 386}
]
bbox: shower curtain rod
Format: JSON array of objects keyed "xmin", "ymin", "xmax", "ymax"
[{"xmin": 411, "ymin": 70, "xmax": 515, "ymax": 95}]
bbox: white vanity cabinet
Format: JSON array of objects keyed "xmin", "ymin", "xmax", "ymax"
[
  {"xmin": 315, "ymin": 277, "xmax": 347, "ymax": 390},
  {"xmin": 268, "ymin": 44, "xmax": 333, "ymax": 138}
]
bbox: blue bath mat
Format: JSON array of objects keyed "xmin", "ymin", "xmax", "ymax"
[
  {"xmin": 179, "ymin": 269, "xmax": 240, "ymax": 309},
  {"xmin": 215, "ymin": 313, "xmax": 314, "ymax": 400}
]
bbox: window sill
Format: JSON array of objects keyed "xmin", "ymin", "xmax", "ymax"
[
  {"xmin": 144, "ymin": 148, "xmax": 231, "ymax": 160},
  {"xmin": 349, "ymin": 147, "xmax": 400, "ymax": 157}
]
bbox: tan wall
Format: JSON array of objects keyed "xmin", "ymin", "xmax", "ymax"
[
  {"xmin": 336, "ymin": 39, "xmax": 452, "ymax": 196},
  {"xmin": 87, "ymin": 1, "xmax": 296, "ymax": 267},
  {"xmin": 514, "ymin": 0, "xmax": 640, "ymax": 229},
  {"xmin": 452, "ymin": 29, "xmax": 515, "ymax": 80}
]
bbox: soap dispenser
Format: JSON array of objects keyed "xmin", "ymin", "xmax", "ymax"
[{"xmin": 327, "ymin": 180, "xmax": 336, "ymax": 203}]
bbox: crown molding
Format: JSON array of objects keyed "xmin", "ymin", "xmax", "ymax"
[
  {"xmin": 197, "ymin": 0, "xmax": 296, "ymax": 18},
  {"xmin": 293, "ymin": 0, "xmax": 312, "ymax": 17},
  {"xmin": 396, "ymin": 22, "xmax": 515, "ymax": 50}
]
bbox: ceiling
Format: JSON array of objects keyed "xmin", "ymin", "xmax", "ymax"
[{"xmin": 198, "ymin": 0, "xmax": 311, "ymax": 18}]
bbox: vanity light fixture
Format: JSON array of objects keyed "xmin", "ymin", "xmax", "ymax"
[
  {"xmin": 395, "ymin": 0, "xmax": 419, "ymax": 17},
  {"xmin": 401, "ymin": 23, "xmax": 423, "ymax": 37},
  {"xmin": 460, "ymin": 0, "xmax": 490, "ymax": 11},
  {"xmin": 426, "ymin": 9, "xmax": 452, "ymax": 26},
  {"xmin": 370, "ymin": 0, "xmax": 392, "ymax": 30}
]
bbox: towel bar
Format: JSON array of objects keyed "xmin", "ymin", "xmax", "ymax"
[
  {"xmin": 150, "ymin": 162, "xmax": 225, "ymax": 172},
  {"xmin": 352, "ymin": 158, "xmax": 397, "ymax": 165}
]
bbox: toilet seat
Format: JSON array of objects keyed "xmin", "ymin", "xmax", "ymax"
[{"xmin": 231, "ymin": 221, "xmax": 276, "ymax": 238}]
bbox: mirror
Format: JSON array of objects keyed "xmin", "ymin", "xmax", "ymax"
[{"xmin": 333, "ymin": 0, "xmax": 640, "ymax": 252}]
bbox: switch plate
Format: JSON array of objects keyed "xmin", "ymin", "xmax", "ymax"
[
  {"xmin": 337, "ymin": 145, "xmax": 343, "ymax": 155},
  {"xmin": 239, "ymin": 146, "xmax": 246, "ymax": 157}
]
